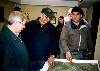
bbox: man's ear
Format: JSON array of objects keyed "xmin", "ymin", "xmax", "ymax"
[
  {"xmin": 81, "ymin": 14, "xmax": 83, "ymax": 18},
  {"xmin": 13, "ymin": 21, "xmax": 20, "ymax": 27},
  {"xmin": 14, "ymin": 21, "xmax": 18, "ymax": 25},
  {"xmin": 40, "ymin": 13, "xmax": 43, "ymax": 17}
]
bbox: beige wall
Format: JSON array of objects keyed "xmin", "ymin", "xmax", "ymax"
[
  {"xmin": 0, "ymin": 1, "xmax": 15, "ymax": 29},
  {"xmin": 0, "ymin": 1, "xmax": 15, "ymax": 21},
  {"xmin": 17, "ymin": 4, "xmax": 70, "ymax": 26},
  {"xmin": 86, "ymin": 6, "xmax": 100, "ymax": 61},
  {"xmin": 17, "ymin": 4, "xmax": 87, "ymax": 26},
  {"xmin": 94, "ymin": 18, "xmax": 100, "ymax": 61},
  {"xmin": 0, "ymin": 0, "xmax": 87, "ymax": 26},
  {"xmin": 86, "ymin": 6, "xmax": 93, "ymax": 26}
]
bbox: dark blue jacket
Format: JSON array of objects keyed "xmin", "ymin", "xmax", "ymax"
[
  {"xmin": 21, "ymin": 18, "xmax": 59, "ymax": 61},
  {"xmin": 0, "ymin": 25, "xmax": 29, "ymax": 71}
]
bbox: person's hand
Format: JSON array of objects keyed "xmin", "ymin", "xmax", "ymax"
[
  {"xmin": 47, "ymin": 55, "xmax": 55, "ymax": 66},
  {"xmin": 86, "ymin": 51, "xmax": 92, "ymax": 56},
  {"xmin": 66, "ymin": 51, "xmax": 72, "ymax": 62}
]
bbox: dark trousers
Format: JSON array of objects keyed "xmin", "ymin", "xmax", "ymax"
[
  {"xmin": 63, "ymin": 50, "xmax": 86, "ymax": 60},
  {"xmin": 30, "ymin": 60, "xmax": 46, "ymax": 71}
]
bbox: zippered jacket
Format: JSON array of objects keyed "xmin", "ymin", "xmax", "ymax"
[{"xmin": 59, "ymin": 19, "xmax": 94, "ymax": 53}]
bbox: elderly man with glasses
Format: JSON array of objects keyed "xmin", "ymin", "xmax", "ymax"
[{"xmin": 0, "ymin": 11, "xmax": 29, "ymax": 71}]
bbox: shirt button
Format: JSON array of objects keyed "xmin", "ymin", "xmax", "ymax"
[{"xmin": 21, "ymin": 68, "xmax": 23, "ymax": 71}]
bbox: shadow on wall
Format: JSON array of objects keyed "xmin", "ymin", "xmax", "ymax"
[
  {"xmin": 0, "ymin": 22, "xmax": 4, "ymax": 30},
  {"xmin": 0, "ymin": 18, "xmax": 8, "ymax": 30}
]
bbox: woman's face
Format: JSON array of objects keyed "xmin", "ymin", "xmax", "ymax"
[{"xmin": 58, "ymin": 18, "xmax": 64, "ymax": 24}]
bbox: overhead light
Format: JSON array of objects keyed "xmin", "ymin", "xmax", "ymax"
[{"xmin": 78, "ymin": 0, "xmax": 83, "ymax": 3}]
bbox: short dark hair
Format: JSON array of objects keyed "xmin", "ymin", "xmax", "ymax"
[
  {"xmin": 71, "ymin": 6, "xmax": 84, "ymax": 18},
  {"xmin": 14, "ymin": 7, "xmax": 21, "ymax": 11}
]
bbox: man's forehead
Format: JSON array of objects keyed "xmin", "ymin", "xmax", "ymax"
[
  {"xmin": 42, "ymin": 13, "xmax": 48, "ymax": 17},
  {"xmin": 71, "ymin": 12, "xmax": 81, "ymax": 14}
]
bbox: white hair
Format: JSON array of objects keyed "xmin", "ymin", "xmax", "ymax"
[{"xmin": 8, "ymin": 11, "xmax": 26, "ymax": 24}]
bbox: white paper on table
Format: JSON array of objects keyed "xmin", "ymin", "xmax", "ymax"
[
  {"xmin": 40, "ymin": 61, "xmax": 49, "ymax": 71},
  {"xmin": 40, "ymin": 59, "xmax": 99, "ymax": 71},
  {"xmin": 54, "ymin": 59, "xmax": 98, "ymax": 64}
]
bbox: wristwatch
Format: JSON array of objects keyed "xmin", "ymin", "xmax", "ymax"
[{"xmin": 52, "ymin": 55, "xmax": 55, "ymax": 58}]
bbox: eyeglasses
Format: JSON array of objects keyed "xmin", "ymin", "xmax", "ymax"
[{"xmin": 17, "ymin": 21, "xmax": 26, "ymax": 26}]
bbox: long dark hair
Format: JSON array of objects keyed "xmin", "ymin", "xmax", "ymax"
[{"xmin": 58, "ymin": 16, "xmax": 64, "ymax": 25}]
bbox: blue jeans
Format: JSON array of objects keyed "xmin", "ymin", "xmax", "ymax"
[
  {"xmin": 30, "ymin": 60, "xmax": 46, "ymax": 71},
  {"xmin": 63, "ymin": 50, "xmax": 86, "ymax": 60}
]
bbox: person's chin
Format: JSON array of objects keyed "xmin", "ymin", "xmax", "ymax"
[
  {"xmin": 19, "ymin": 30, "xmax": 22, "ymax": 33},
  {"xmin": 43, "ymin": 22, "xmax": 47, "ymax": 24}
]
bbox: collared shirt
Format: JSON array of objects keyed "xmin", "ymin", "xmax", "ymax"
[{"xmin": 71, "ymin": 19, "xmax": 85, "ymax": 29}]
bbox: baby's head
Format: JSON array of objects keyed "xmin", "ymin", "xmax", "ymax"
[
  {"xmin": 64, "ymin": 8, "xmax": 73, "ymax": 22},
  {"xmin": 67, "ymin": 8, "xmax": 73, "ymax": 16}
]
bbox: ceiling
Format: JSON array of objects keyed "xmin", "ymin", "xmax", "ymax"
[
  {"xmin": 20, "ymin": 0, "xmax": 100, "ymax": 8},
  {"xmin": 1, "ymin": 0, "xmax": 100, "ymax": 8},
  {"xmin": 64, "ymin": 0, "xmax": 100, "ymax": 8},
  {"xmin": 78, "ymin": 0, "xmax": 100, "ymax": 8}
]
